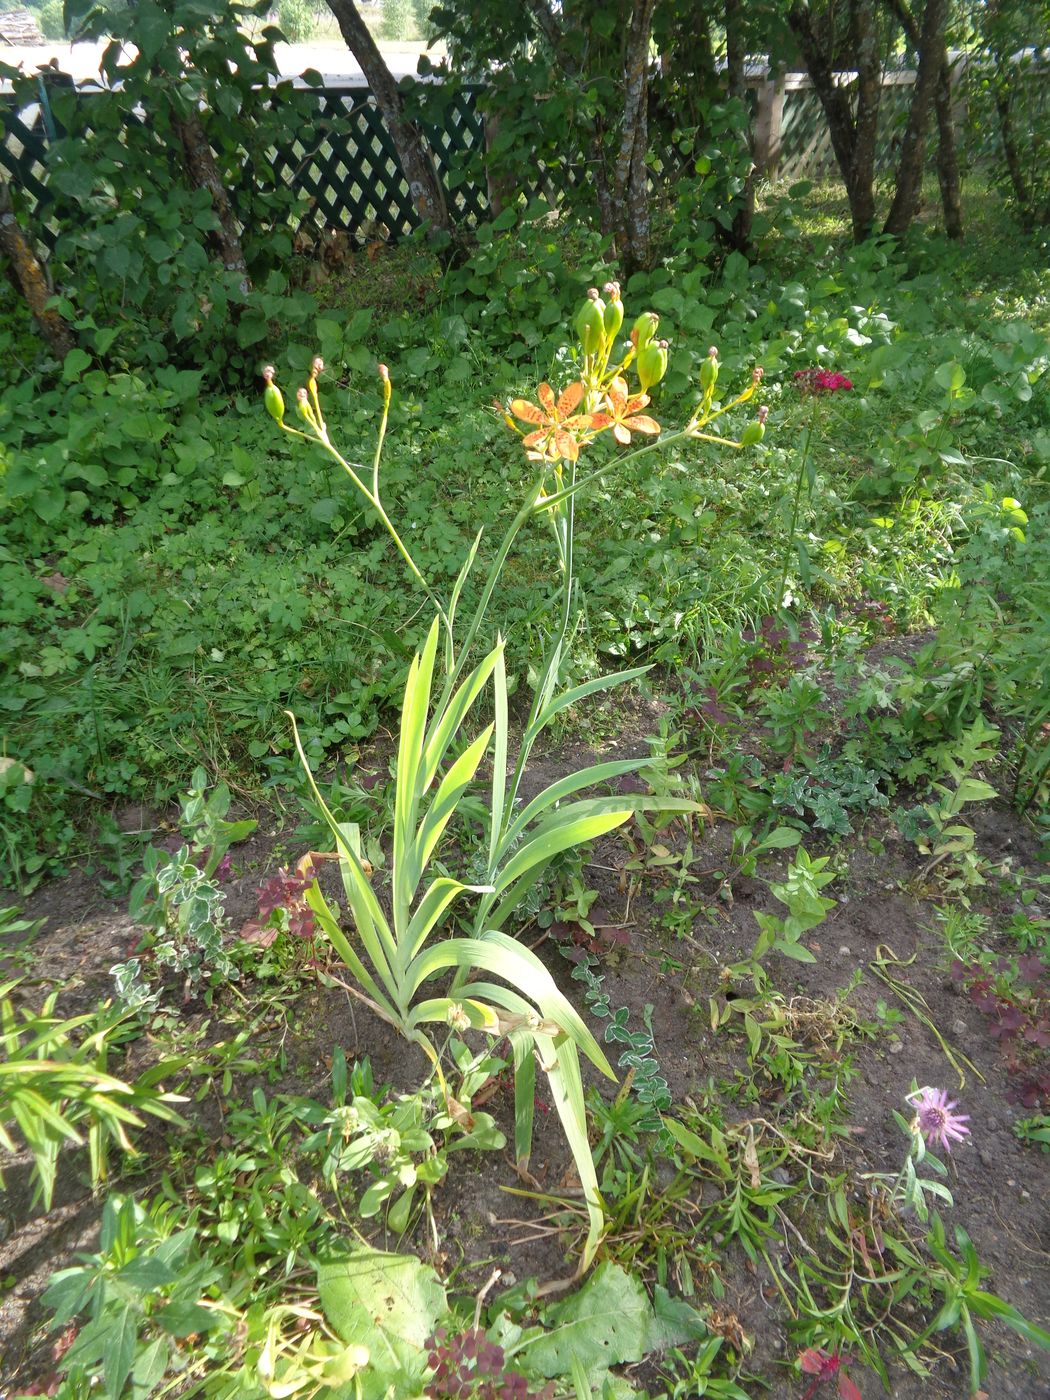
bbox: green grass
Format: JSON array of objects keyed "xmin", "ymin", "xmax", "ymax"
[{"xmin": 1, "ymin": 179, "xmax": 1049, "ymax": 887}]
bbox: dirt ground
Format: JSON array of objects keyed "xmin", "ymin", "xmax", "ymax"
[{"xmin": 2, "ymin": 728, "xmax": 1049, "ymax": 1399}]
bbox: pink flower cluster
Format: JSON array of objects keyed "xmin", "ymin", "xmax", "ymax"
[{"xmin": 794, "ymin": 368, "xmax": 854, "ymax": 395}]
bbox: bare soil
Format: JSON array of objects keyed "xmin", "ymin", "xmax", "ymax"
[{"xmin": 2, "ymin": 718, "xmax": 1049, "ymax": 1400}]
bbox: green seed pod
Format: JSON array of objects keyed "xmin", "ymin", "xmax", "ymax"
[
  {"xmin": 602, "ymin": 291, "xmax": 624, "ymax": 340},
  {"xmin": 739, "ymin": 420, "xmax": 765, "ymax": 447},
  {"xmin": 631, "ymin": 312, "xmax": 659, "ymax": 351},
  {"xmin": 264, "ymin": 383, "xmax": 285, "ymax": 424},
  {"xmin": 699, "ymin": 347, "xmax": 719, "ymax": 393},
  {"xmin": 637, "ymin": 340, "xmax": 668, "ymax": 392},
  {"xmin": 740, "ymin": 406, "xmax": 768, "ymax": 447},
  {"xmin": 575, "ymin": 294, "xmax": 606, "ymax": 355}
]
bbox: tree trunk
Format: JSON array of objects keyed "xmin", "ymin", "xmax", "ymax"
[
  {"xmin": 884, "ymin": 0, "xmax": 950, "ymax": 236},
  {"xmin": 325, "ymin": 0, "xmax": 458, "ymax": 246},
  {"xmin": 725, "ymin": 0, "xmax": 755, "ymax": 254},
  {"xmin": 171, "ymin": 108, "xmax": 251, "ymax": 289},
  {"xmin": 882, "ymin": 0, "xmax": 962, "ymax": 238},
  {"xmin": 0, "ymin": 179, "xmax": 74, "ymax": 360},
  {"xmin": 993, "ymin": 88, "xmax": 1034, "ymax": 228},
  {"xmin": 932, "ymin": 51, "xmax": 963, "ymax": 238},
  {"xmin": 614, "ymin": 0, "xmax": 658, "ymax": 277},
  {"xmin": 849, "ymin": 0, "xmax": 882, "ymax": 241},
  {"xmin": 788, "ymin": 1, "xmax": 881, "ymax": 242}
]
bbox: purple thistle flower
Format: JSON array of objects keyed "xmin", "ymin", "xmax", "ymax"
[{"xmin": 907, "ymin": 1086, "xmax": 971, "ymax": 1153}]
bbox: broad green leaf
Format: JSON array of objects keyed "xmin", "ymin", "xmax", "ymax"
[
  {"xmin": 446, "ymin": 528, "xmax": 483, "ymax": 638},
  {"xmin": 510, "ymin": 1028, "xmax": 537, "ymax": 1170},
  {"xmin": 491, "ymin": 806, "xmax": 635, "ymax": 897},
  {"xmin": 421, "ymin": 642, "xmax": 501, "ymax": 794},
  {"xmin": 106, "ymin": 1302, "xmax": 139, "ymax": 1399},
  {"xmin": 648, "ymin": 1287, "xmax": 709, "ymax": 1349},
  {"xmin": 777, "ymin": 942, "xmax": 818, "ymax": 963},
  {"xmin": 289, "ymin": 715, "xmax": 398, "ymax": 989},
  {"xmin": 540, "ymin": 1031, "xmax": 604, "ymax": 1269},
  {"xmin": 62, "ymin": 347, "xmax": 92, "ymax": 382},
  {"xmin": 519, "ymin": 1263, "xmax": 704, "ymax": 1378},
  {"xmin": 755, "ymin": 826, "xmax": 802, "ymax": 852},
  {"xmin": 404, "ymin": 877, "xmax": 486, "ymax": 960},
  {"xmin": 489, "ymin": 642, "xmax": 509, "ymax": 872},
  {"xmin": 661, "ymin": 1116, "xmax": 730, "ymax": 1173},
  {"xmin": 306, "ymin": 883, "xmax": 396, "ymax": 1018},
  {"xmin": 497, "ymin": 759, "xmax": 650, "ymax": 859},
  {"xmin": 934, "ymin": 360, "xmax": 966, "ymax": 393},
  {"xmin": 318, "ymin": 1249, "xmax": 446, "ymax": 1391},
  {"xmin": 404, "ymin": 933, "xmax": 612, "ymax": 1076},
  {"xmin": 409, "ymin": 997, "xmax": 500, "ymax": 1033}
]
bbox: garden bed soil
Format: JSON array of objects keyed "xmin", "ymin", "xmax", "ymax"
[{"xmin": 2, "ymin": 744, "xmax": 1049, "ymax": 1400}]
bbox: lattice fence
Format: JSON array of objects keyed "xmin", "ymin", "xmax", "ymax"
[
  {"xmin": 775, "ymin": 79, "xmax": 919, "ymax": 181},
  {"xmin": 269, "ymin": 83, "xmax": 490, "ymax": 240},
  {"xmin": 0, "ymin": 92, "xmax": 54, "ymax": 234},
  {"xmin": 1, "ymin": 64, "xmax": 1045, "ymax": 252}
]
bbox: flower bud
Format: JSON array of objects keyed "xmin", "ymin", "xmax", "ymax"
[
  {"xmin": 699, "ymin": 347, "xmax": 719, "ymax": 393},
  {"xmin": 296, "ymin": 386, "xmax": 312, "ymax": 423},
  {"xmin": 602, "ymin": 281, "xmax": 623, "ymax": 339},
  {"xmin": 575, "ymin": 289, "xmax": 606, "ymax": 355},
  {"xmin": 311, "ymin": 356, "xmax": 324, "ymax": 378},
  {"xmin": 377, "ymin": 362, "xmax": 390, "ymax": 383},
  {"xmin": 637, "ymin": 339, "xmax": 668, "ymax": 392},
  {"xmin": 630, "ymin": 312, "xmax": 659, "ymax": 351},
  {"xmin": 752, "ymin": 366, "xmax": 764, "ymax": 385}
]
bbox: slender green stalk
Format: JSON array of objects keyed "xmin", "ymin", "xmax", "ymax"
[
  {"xmin": 777, "ymin": 409, "xmax": 816, "ymax": 612},
  {"xmin": 287, "ymin": 422, "xmax": 455, "ymax": 657}
]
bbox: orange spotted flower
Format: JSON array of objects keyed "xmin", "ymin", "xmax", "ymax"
[
  {"xmin": 509, "ymin": 381, "xmax": 595, "ymax": 462},
  {"xmin": 591, "ymin": 377, "xmax": 661, "ymax": 445}
]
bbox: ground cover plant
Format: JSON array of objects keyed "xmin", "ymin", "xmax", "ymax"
[{"xmin": 2, "ymin": 87, "xmax": 1050, "ymax": 1400}]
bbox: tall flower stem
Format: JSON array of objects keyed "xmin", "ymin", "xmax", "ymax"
[
  {"xmin": 286, "ymin": 420, "xmax": 455, "ymax": 660},
  {"xmin": 777, "ymin": 403, "xmax": 817, "ymax": 612}
]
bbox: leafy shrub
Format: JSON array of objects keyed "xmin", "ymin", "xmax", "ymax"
[
  {"xmin": 26, "ymin": 0, "xmax": 322, "ymax": 383},
  {"xmin": 382, "ymin": 0, "xmax": 412, "ymax": 40},
  {"xmin": 36, "ymin": 0, "xmax": 67, "ymax": 39},
  {"xmin": 277, "ymin": 0, "xmax": 317, "ymax": 42}
]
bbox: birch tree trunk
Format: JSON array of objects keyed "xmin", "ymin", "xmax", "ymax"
[{"xmin": 324, "ymin": 0, "xmax": 458, "ymax": 247}]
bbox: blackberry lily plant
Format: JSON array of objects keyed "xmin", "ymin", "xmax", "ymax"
[{"xmin": 261, "ymin": 286, "xmax": 767, "ymax": 1271}]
